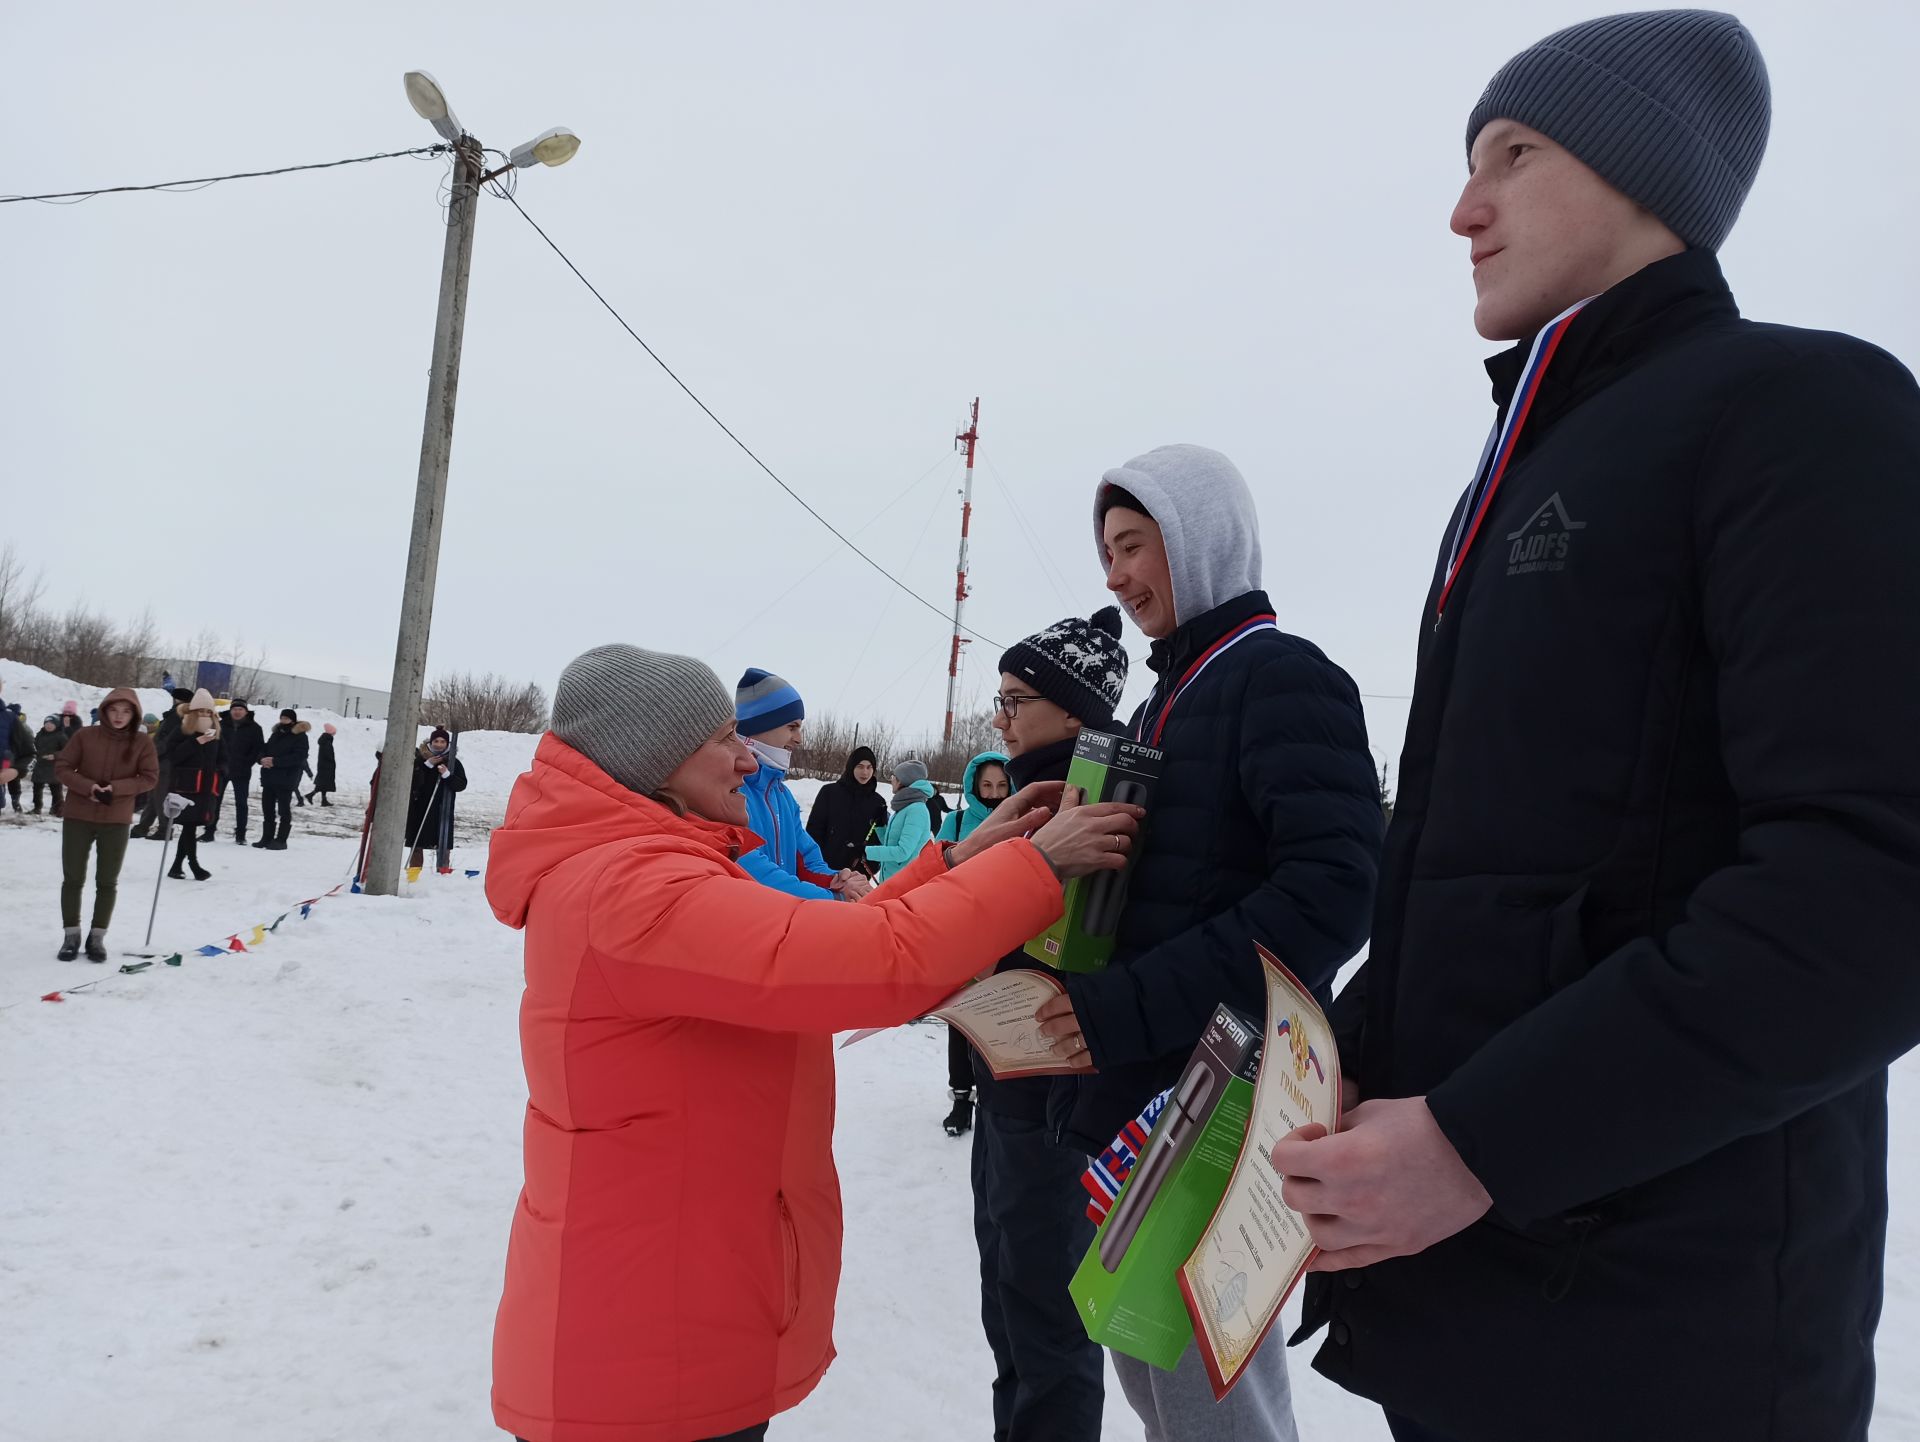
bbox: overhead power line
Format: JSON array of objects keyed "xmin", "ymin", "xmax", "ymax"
[
  {"xmin": 0, "ymin": 145, "xmax": 451, "ymax": 206},
  {"xmin": 496, "ymin": 190, "xmax": 1002, "ymax": 650}
]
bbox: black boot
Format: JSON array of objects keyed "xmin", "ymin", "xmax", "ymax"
[
  {"xmin": 942, "ymin": 1088, "xmax": 975, "ymax": 1137},
  {"xmin": 58, "ymin": 929, "xmax": 80, "ymax": 961},
  {"xmin": 252, "ymin": 837, "xmax": 271, "ymax": 848},
  {"xmin": 200, "ymin": 825, "xmax": 216, "ymax": 843},
  {"xmin": 85, "ymin": 930, "xmax": 108, "ymax": 963},
  {"xmin": 129, "ymin": 825, "xmax": 150, "ymax": 840},
  {"xmin": 169, "ymin": 864, "xmax": 186, "ymax": 879},
  {"xmin": 191, "ymin": 860, "xmax": 212, "ymax": 881}
]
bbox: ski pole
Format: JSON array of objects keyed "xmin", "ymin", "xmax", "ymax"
[{"xmin": 144, "ymin": 794, "xmax": 192, "ymax": 949}]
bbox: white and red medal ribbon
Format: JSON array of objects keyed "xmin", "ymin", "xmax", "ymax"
[
  {"xmin": 1436, "ymin": 296, "xmax": 1594, "ymax": 621},
  {"xmin": 1136, "ymin": 614, "xmax": 1279, "ymax": 747}
]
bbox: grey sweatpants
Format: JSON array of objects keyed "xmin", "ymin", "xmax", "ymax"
[{"xmin": 1111, "ymin": 1337, "xmax": 1300, "ymax": 1442}]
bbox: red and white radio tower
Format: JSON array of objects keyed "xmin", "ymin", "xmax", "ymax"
[{"xmin": 943, "ymin": 398, "xmax": 980, "ymax": 747}]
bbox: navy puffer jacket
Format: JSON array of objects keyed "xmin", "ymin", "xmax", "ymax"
[{"xmin": 1050, "ymin": 588, "xmax": 1382, "ymax": 1152}]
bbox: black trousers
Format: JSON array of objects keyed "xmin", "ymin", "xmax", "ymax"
[
  {"xmin": 971, "ymin": 1104, "xmax": 1104, "ymax": 1442},
  {"xmin": 214, "ymin": 771, "xmax": 252, "ymax": 837},
  {"xmin": 261, "ymin": 786, "xmax": 292, "ymax": 840},
  {"xmin": 948, "ymin": 1023, "xmax": 974, "ymax": 1092}
]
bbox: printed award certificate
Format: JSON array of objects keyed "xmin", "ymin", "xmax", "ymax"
[
  {"xmin": 840, "ymin": 968, "xmax": 1082, "ymax": 1079},
  {"xmin": 1177, "ymin": 945, "xmax": 1341, "ymax": 1398}
]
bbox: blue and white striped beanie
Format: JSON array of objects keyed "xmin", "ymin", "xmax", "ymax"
[{"xmin": 736, "ymin": 668, "xmax": 805, "ymax": 735}]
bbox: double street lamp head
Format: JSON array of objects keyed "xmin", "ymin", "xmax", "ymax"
[{"xmin": 402, "ymin": 70, "xmax": 581, "ymax": 170}]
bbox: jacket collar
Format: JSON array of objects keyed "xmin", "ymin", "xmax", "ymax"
[
  {"xmin": 1485, "ymin": 249, "xmax": 1739, "ymax": 426},
  {"xmin": 1006, "ymin": 734, "xmax": 1079, "ymax": 790},
  {"xmin": 1146, "ymin": 589, "xmax": 1276, "ymax": 678}
]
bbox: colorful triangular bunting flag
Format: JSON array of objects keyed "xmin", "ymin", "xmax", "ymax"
[
  {"xmin": 196, "ymin": 945, "xmax": 226, "ymax": 956},
  {"xmin": 164, "ymin": 954, "xmax": 183, "ymax": 967},
  {"xmin": 227, "ymin": 935, "xmax": 248, "ymax": 953}
]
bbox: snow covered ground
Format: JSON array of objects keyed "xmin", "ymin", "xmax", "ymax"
[{"xmin": 3, "ymin": 792, "xmax": 1917, "ymax": 1438}]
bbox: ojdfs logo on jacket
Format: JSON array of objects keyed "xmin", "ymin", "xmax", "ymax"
[{"xmin": 1506, "ymin": 493, "xmax": 1586, "ymax": 576}]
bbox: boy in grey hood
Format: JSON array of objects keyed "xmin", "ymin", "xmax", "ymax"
[{"xmin": 1031, "ymin": 442, "xmax": 1382, "ymax": 1442}]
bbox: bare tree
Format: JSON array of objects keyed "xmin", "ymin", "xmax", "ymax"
[
  {"xmin": 0, "ymin": 543, "xmax": 46, "ymax": 657},
  {"xmin": 422, "ymin": 672, "xmax": 550, "ymax": 734},
  {"xmin": 790, "ymin": 711, "xmax": 899, "ymax": 781}
]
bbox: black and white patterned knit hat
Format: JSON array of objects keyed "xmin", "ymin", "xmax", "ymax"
[{"xmin": 997, "ymin": 607, "xmax": 1129, "ymax": 728}]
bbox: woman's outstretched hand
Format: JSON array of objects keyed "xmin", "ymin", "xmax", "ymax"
[
  {"xmin": 1029, "ymin": 794, "xmax": 1142, "ymax": 880},
  {"xmin": 949, "ymin": 781, "xmax": 1067, "ymax": 866}
]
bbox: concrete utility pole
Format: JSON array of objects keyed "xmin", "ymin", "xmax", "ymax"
[
  {"xmin": 360, "ymin": 72, "xmax": 578, "ymax": 896},
  {"xmin": 363, "ymin": 137, "xmax": 483, "ymax": 897}
]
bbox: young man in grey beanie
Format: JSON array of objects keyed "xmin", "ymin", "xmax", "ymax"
[{"xmin": 1275, "ymin": 12, "xmax": 1920, "ymax": 1442}]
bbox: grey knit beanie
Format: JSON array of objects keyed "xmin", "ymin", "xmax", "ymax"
[
  {"xmin": 551, "ymin": 643, "xmax": 735, "ymax": 797},
  {"xmin": 1467, "ymin": 10, "xmax": 1770, "ymax": 252},
  {"xmin": 892, "ymin": 758, "xmax": 930, "ymax": 788}
]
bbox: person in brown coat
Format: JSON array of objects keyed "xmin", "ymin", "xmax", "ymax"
[{"xmin": 53, "ymin": 686, "xmax": 159, "ymax": 961}]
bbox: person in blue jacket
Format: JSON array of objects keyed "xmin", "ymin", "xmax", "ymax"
[
  {"xmin": 735, "ymin": 667, "xmax": 865, "ymax": 902},
  {"xmin": 933, "ymin": 750, "xmax": 1012, "ymax": 1135},
  {"xmin": 866, "ymin": 758, "xmax": 936, "ymax": 882}
]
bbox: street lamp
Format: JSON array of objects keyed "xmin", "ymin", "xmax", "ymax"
[
  {"xmin": 510, "ymin": 127, "xmax": 581, "ymax": 170},
  {"xmin": 362, "ymin": 73, "xmax": 580, "ymax": 897},
  {"xmin": 402, "ymin": 70, "xmax": 463, "ymax": 142}
]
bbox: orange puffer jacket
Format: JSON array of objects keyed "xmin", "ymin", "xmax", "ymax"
[{"xmin": 485, "ymin": 734, "xmax": 1062, "ymax": 1442}]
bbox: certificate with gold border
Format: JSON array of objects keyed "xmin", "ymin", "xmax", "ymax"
[{"xmin": 1177, "ymin": 945, "xmax": 1340, "ymax": 1399}]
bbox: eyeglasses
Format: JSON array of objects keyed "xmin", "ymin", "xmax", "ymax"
[{"xmin": 992, "ymin": 692, "xmax": 1044, "ymax": 719}]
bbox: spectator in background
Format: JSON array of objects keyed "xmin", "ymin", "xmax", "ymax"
[
  {"xmin": 933, "ymin": 749, "xmax": 1012, "ymax": 1137},
  {"xmin": 254, "ymin": 708, "xmax": 309, "ymax": 850},
  {"xmin": 0, "ymin": 687, "xmax": 32, "ymax": 813},
  {"xmin": 31, "ymin": 715, "xmax": 67, "ymax": 816},
  {"xmin": 130, "ymin": 688, "xmax": 193, "ymax": 839},
  {"xmin": 866, "ymin": 758, "xmax": 936, "ymax": 883},
  {"xmin": 805, "ymin": 744, "xmax": 889, "ymax": 877},
  {"xmin": 54, "ymin": 687, "xmax": 158, "ymax": 961},
  {"xmin": 211, "ymin": 699, "xmax": 265, "ymax": 844},
  {"xmin": 61, "ymin": 702, "xmax": 83, "ymax": 740},
  {"xmin": 734, "ymin": 668, "xmax": 865, "ymax": 901},
  {"xmin": 165, "ymin": 690, "xmax": 221, "ymax": 882},
  {"xmin": 406, "ymin": 727, "xmax": 468, "ymax": 872},
  {"xmin": 306, "ymin": 723, "xmax": 338, "ymax": 806}
]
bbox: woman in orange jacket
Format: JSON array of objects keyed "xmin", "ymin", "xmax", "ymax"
[{"xmin": 486, "ymin": 643, "xmax": 1140, "ymax": 1442}]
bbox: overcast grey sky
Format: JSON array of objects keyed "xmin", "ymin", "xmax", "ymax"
[{"xmin": 6, "ymin": 1, "xmax": 1917, "ymax": 759}]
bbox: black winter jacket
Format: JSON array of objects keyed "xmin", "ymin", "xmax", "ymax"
[
  {"xmin": 805, "ymin": 758, "xmax": 888, "ymax": 873},
  {"xmin": 259, "ymin": 722, "xmax": 309, "ymax": 791},
  {"xmin": 972, "ymin": 735, "xmax": 1080, "ymax": 1122},
  {"xmin": 1049, "ymin": 589, "xmax": 1381, "ymax": 1153},
  {"xmin": 164, "ymin": 729, "xmax": 224, "ymax": 825},
  {"xmin": 1300, "ymin": 251, "xmax": 1920, "ymax": 1442},
  {"xmin": 314, "ymin": 733, "xmax": 337, "ymax": 791},
  {"xmin": 407, "ymin": 746, "xmax": 467, "ymax": 842},
  {"xmin": 221, "ymin": 711, "xmax": 265, "ymax": 779}
]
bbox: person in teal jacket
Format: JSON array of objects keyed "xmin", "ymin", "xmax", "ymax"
[
  {"xmin": 867, "ymin": 758, "xmax": 937, "ymax": 882},
  {"xmin": 734, "ymin": 667, "xmax": 862, "ymax": 902},
  {"xmin": 934, "ymin": 748, "xmax": 1015, "ymax": 1133},
  {"xmin": 936, "ymin": 751, "xmax": 1012, "ymax": 845}
]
